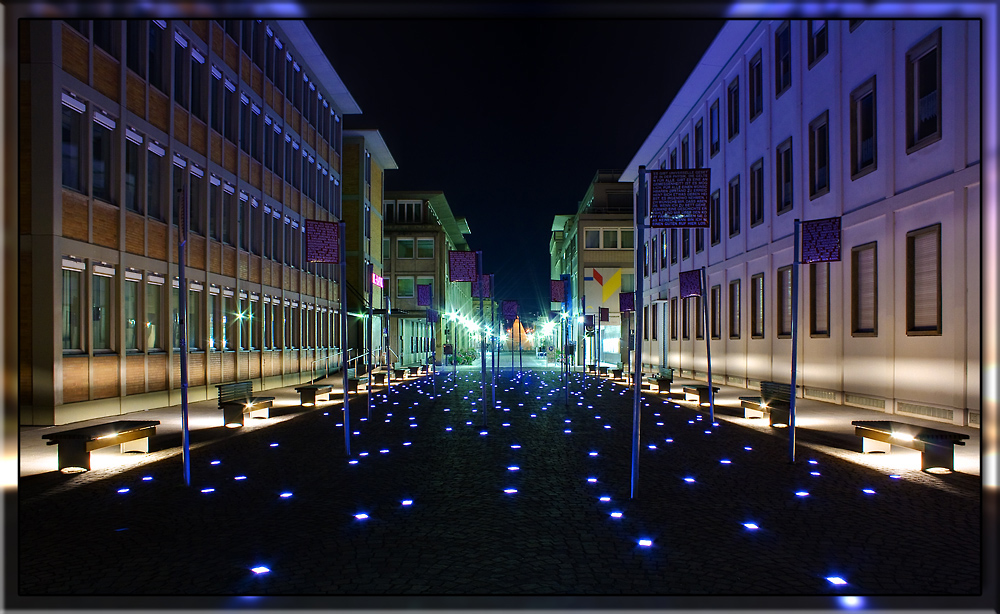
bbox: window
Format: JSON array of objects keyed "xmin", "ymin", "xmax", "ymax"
[
  {"xmin": 125, "ymin": 279, "xmax": 139, "ymax": 351},
  {"xmin": 91, "ymin": 271, "xmax": 113, "ymax": 351},
  {"xmin": 682, "ymin": 297, "xmax": 690, "ymax": 340},
  {"xmin": 125, "ymin": 131, "xmax": 141, "ymax": 213},
  {"xmin": 171, "ymin": 286, "xmax": 181, "ymax": 350},
  {"xmin": 241, "ymin": 297, "xmax": 252, "ymax": 350},
  {"xmin": 670, "ymin": 297, "xmax": 678, "ymax": 340},
  {"xmin": 190, "ymin": 51, "xmax": 205, "ymax": 122},
  {"xmin": 223, "ymin": 79, "xmax": 236, "ymax": 142},
  {"xmin": 810, "ymin": 262, "xmax": 830, "ymax": 336},
  {"xmin": 651, "ymin": 236, "xmax": 658, "ymax": 273},
  {"xmin": 190, "ymin": 167, "xmax": 205, "ymax": 235},
  {"xmin": 126, "ymin": 21, "xmax": 145, "ymax": 77},
  {"xmin": 749, "ymin": 50, "xmax": 763, "ymax": 121},
  {"xmin": 603, "ymin": 229, "xmax": 618, "ymax": 249},
  {"xmin": 397, "ymin": 238, "xmax": 414, "ymax": 259},
  {"xmin": 249, "ymin": 196, "xmax": 260, "ymax": 255},
  {"xmin": 262, "ymin": 209, "xmax": 273, "ymax": 259},
  {"xmin": 776, "ymin": 138, "xmax": 793, "ymax": 215},
  {"xmin": 681, "ymin": 135, "xmax": 690, "ymax": 168},
  {"xmin": 750, "ymin": 158, "xmax": 764, "ymax": 227},
  {"xmin": 727, "ymin": 77, "xmax": 740, "ymax": 139},
  {"xmin": 851, "ymin": 242, "xmax": 878, "ymax": 336},
  {"xmin": 188, "ymin": 289, "xmax": 202, "ymax": 350},
  {"xmin": 775, "ymin": 21, "xmax": 791, "ymax": 97},
  {"xmin": 709, "ymin": 99, "xmax": 720, "ymax": 156},
  {"xmin": 695, "ymin": 228, "xmax": 704, "ymax": 254},
  {"xmin": 210, "ymin": 69, "xmax": 223, "ymax": 134},
  {"xmin": 849, "ymin": 19, "xmax": 864, "ymax": 32},
  {"xmin": 906, "ymin": 224, "xmax": 941, "ymax": 335},
  {"xmin": 208, "ymin": 292, "xmax": 219, "ymax": 350},
  {"xmin": 92, "ymin": 113, "xmax": 114, "ymax": 203},
  {"xmin": 171, "ymin": 162, "xmax": 185, "ymax": 228},
  {"xmin": 240, "ymin": 96, "xmax": 251, "ymax": 155},
  {"xmin": 397, "ymin": 276, "xmax": 415, "ymax": 299},
  {"xmin": 728, "ymin": 175, "xmax": 741, "ymax": 237},
  {"xmin": 713, "ymin": 186, "xmax": 724, "ymax": 244},
  {"xmin": 808, "ymin": 20, "xmax": 828, "ymax": 67},
  {"xmin": 61, "ymin": 99, "xmax": 84, "ymax": 192},
  {"xmin": 906, "ymin": 29, "xmax": 942, "ymax": 151},
  {"xmin": 643, "ymin": 242, "xmax": 649, "ymax": 277},
  {"xmin": 729, "ymin": 279, "xmax": 741, "ymax": 339},
  {"xmin": 149, "ymin": 21, "xmax": 167, "ymax": 93},
  {"xmin": 585, "ymin": 229, "xmax": 601, "ymax": 249},
  {"xmin": 224, "ymin": 294, "xmax": 236, "ymax": 350},
  {"xmin": 62, "ymin": 267, "xmax": 83, "ymax": 351},
  {"xmin": 146, "ymin": 280, "xmax": 162, "ymax": 350},
  {"xmin": 643, "ymin": 306, "xmax": 649, "ymax": 340},
  {"xmin": 851, "ymin": 77, "xmax": 877, "ymax": 178},
  {"xmin": 694, "ymin": 296, "xmax": 704, "ymax": 340},
  {"xmin": 622, "ymin": 273, "xmax": 635, "ymax": 293},
  {"xmin": 620, "ymin": 229, "xmax": 634, "ymax": 249},
  {"xmin": 652, "ymin": 304, "xmax": 659, "ymax": 340},
  {"xmin": 777, "ymin": 265, "xmax": 792, "ymax": 338},
  {"xmin": 670, "ymin": 229, "xmax": 678, "ymax": 264},
  {"xmin": 809, "ymin": 111, "xmax": 830, "ymax": 198},
  {"xmin": 209, "ymin": 178, "xmax": 222, "ymax": 241},
  {"xmin": 694, "ymin": 120, "xmax": 704, "ymax": 168},
  {"xmin": 250, "ymin": 105, "xmax": 261, "ymax": 161},
  {"xmin": 669, "ymin": 149, "xmax": 677, "ymax": 170},
  {"xmin": 660, "ymin": 230, "xmax": 668, "ymax": 269},
  {"xmin": 223, "ymin": 184, "xmax": 236, "ymax": 247},
  {"xmin": 710, "ymin": 285, "xmax": 721, "ymax": 339},
  {"xmin": 174, "ymin": 36, "xmax": 189, "ymax": 109},
  {"xmin": 682, "ymin": 230, "xmax": 690, "ymax": 260},
  {"xmin": 93, "ymin": 20, "xmax": 116, "ymax": 59},
  {"xmin": 751, "ymin": 273, "xmax": 764, "ymax": 338}
]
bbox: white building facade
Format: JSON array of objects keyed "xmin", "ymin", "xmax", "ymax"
[{"xmin": 622, "ymin": 19, "xmax": 981, "ymax": 428}]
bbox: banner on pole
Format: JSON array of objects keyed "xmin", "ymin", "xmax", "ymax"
[
  {"xmin": 417, "ymin": 284, "xmax": 432, "ymax": 306},
  {"xmin": 550, "ymin": 279, "xmax": 565, "ymax": 303},
  {"xmin": 372, "ymin": 272, "xmax": 384, "ymax": 288},
  {"xmin": 305, "ymin": 219, "xmax": 340, "ymax": 263},
  {"xmin": 679, "ymin": 270, "xmax": 703, "ymax": 298},
  {"xmin": 426, "ymin": 309, "xmax": 439, "ymax": 323},
  {"xmin": 619, "ymin": 292, "xmax": 635, "ymax": 313},
  {"xmin": 472, "ymin": 275, "xmax": 491, "ymax": 298},
  {"xmin": 599, "ymin": 307, "xmax": 609, "ymax": 322},
  {"xmin": 801, "ymin": 216, "xmax": 842, "ymax": 263},
  {"xmin": 502, "ymin": 300, "xmax": 519, "ymax": 320},
  {"xmin": 448, "ymin": 250, "xmax": 478, "ymax": 282},
  {"xmin": 584, "ymin": 314, "xmax": 595, "ymax": 330},
  {"xmin": 649, "ymin": 169, "xmax": 711, "ymax": 228}
]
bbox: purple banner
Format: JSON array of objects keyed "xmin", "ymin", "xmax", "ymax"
[
  {"xmin": 619, "ymin": 292, "xmax": 634, "ymax": 313},
  {"xmin": 550, "ymin": 280, "xmax": 566, "ymax": 303},
  {"xmin": 448, "ymin": 250, "xmax": 477, "ymax": 282},
  {"xmin": 502, "ymin": 300, "xmax": 519, "ymax": 319},
  {"xmin": 305, "ymin": 219, "xmax": 340, "ymax": 263},
  {"xmin": 426, "ymin": 309, "xmax": 439, "ymax": 323},
  {"xmin": 417, "ymin": 284, "xmax": 432, "ymax": 307},
  {"xmin": 679, "ymin": 270, "xmax": 703, "ymax": 298},
  {"xmin": 599, "ymin": 307, "xmax": 609, "ymax": 322},
  {"xmin": 471, "ymin": 274, "xmax": 491, "ymax": 298},
  {"xmin": 649, "ymin": 169, "xmax": 711, "ymax": 228},
  {"xmin": 801, "ymin": 216, "xmax": 842, "ymax": 263},
  {"xmin": 584, "ymin": 315, "xmax": 595, "ymax": 328}
]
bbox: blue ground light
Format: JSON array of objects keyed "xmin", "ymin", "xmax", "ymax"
[{"xmin": 250, "ymin": 566, "xmax": 270, "ymax": 575}]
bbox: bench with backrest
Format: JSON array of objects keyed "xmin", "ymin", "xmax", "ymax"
[
  {"xmin": 217, "ymin": 381, "xmax": 275, "ymax": 427},
  {"xmin": 851, "ymin": 420, "xmax": 969, "ymax": 472},
  {"xmin": 740, "ymin": 381, "xmax": 792, "ymax": 426},
  {"xmin": 294, "ymin": 384, "xmax": 333, "ymax": 407},
  {"xmin": 42, "ymin": 420, "xmax": 160, "ymax": 472},
  {"xmin": 682, "ymin": 384, "xmax": 721, "ymax": 407}
]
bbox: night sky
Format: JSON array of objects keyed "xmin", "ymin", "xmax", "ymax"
[{"xmin": 308, "ymin": 18, "xmax": 725, "ymax": 316}]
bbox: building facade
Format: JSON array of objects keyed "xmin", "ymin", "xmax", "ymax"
[
  {"xmin": 623, "ymin": 19, "xmax": 980, "ymax": 427},
  {"xmin": 383, "ymin": 191, "xmax": 474, "ymax": 367},
  {"xmin": 19, "ymin": 19, "xmax": 359, "ymax": 425}
]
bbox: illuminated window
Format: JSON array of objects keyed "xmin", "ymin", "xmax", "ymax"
[
  {"xmin": 62, "ymin": 267, "xmax": 83, "ymax": 351},
  {"xmin": 710, "ymin": 285, "xmax": 721, "ymax": 339},
  {"xmin": 125, "ymin": 279, "xmax": 140, "ymax": 351},
  {"xmin": 728, "ymin": 175, "xmax": 741, "ymax": 237},
  {"xmin": 670, "ymin": 297, "xmax": 678, "ymax": 340},
  {"xmin": 61, "ymin": 98, "xmax": 84, "ymax": 192},
  {"xmin": 711, "ymin": 188, "xmax": 722, "ymax": 245},
  {"xmin": 585, "ymin": 229, "xmax": 600, "ymax": 249},
  {"xmin": 397, "ymin": 238, "xmax": 414, "ymax": 259},
  {"xmin": 146, "ymin": 280, "xmax": 162, "ymax": 351},
  {"xmin": 709, "ymin": 99, "xmax": 720, "ymax": 156},
  {"xmin": 694, "ymin": 296, "xmax": 704, "ymax": 340},
  {"xmin": 694, "ymin": 119, "xmax": 704, "ymax": 168},
  {"xmin": 397, "ymin": 277, "xmax": 415, "ymax": 299}
]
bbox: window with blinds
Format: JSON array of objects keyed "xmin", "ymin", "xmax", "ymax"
[
  {"xmin": 777, "ymin": 266, "xmax": 792, "ymax": 337},
  {"xmin": 695, "ymin": 296, "xmax": 704, "ymax": 340},
  {"xmin": 671, "ymin": 297, "xmax": 678, "ymax": 340},
  {"xmin": 751, "ymin": 273, "xmax": 764, "ymax": 338},
  {"xmin": 810, "ymin": 262, "xmax": 830, "ymax": 336},
  {"xmin": 682, "ymin": 297, "xmax": 690, "ymax": 340},
  {"xmin": 907, "ymin": 224, "xmax": 941, "ymax": 335},
  {"xmin": 852, "ymin": 242, "xmax": 878, "ymax": 336},
  {"xmin": 711, "ymin": 285, "xmax": 721, "ymax": 339},
  {"xmin": 729, "ymin": 279, "xmax": 741, "ymax": 339}
]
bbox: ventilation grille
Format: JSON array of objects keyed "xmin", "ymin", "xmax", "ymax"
[
  {"xmin": 845, "ymin": 394, "xmax": 885, "ymax": 410},
  {"xmin": 727, "ymin": 376, "xmax": 746, "ymax": 387},
  {"xmin": 969, "ymin": 412, "xmax": 980, "ymax": 427},
  {"xmin": 804, "ymin": 387, "xmax": 836, "ymax": 402},
  {"xmin": 897, "ymin": 402, "xmax": 954, "ymax": 423}
]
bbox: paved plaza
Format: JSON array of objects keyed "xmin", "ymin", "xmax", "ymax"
[{"xmin": 15, "ymin": 359, "xmax": 985, "ymax": 603}]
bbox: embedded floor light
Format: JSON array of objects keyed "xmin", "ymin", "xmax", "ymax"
[
  {"xmin": 743, "ymin": 523, "xmax": 759, "ymax": 530},
  {"xmin": 210, "ymin": 460, "xmax": 221, "ymax": 465},
  {"xmin": 359, "ymin": 452, "xmax": 369, "ymax": 457},
  {"xmin": 503, "ymin": 488, "xmax": 518, "ymax": 494},
  {"xmin": 810, "ymin": 471, "xmax": 821, "ymax": 476},
  {"xmin": 251, "ymin": 566, "xmax": 270, "ymax": 574},
  {"xmin": 808, "ymin": 460, "xmax": 818, "ymax": 465},
  {"xmin": 665, "ymin": 438, "xmax": 674, "ymax": 443},
  {"xmin": 446, "ymin": 427, "xmax": 453, "ymax": 431},
  {"xmin": 401, "ymin": 500, "xmax": 413, "ymax": 506},
  {"xmin": 587, "ymin": 477, "xmax": 597, "ymax": 483},
  {"xmin": 890, "ymin": 474, "xmax": 902, "ymax": 479},
  {"xmin": 117, "ymin": 488, "xmax": 130, "ymax": 494},
  {"xmin": 480, "ymin": 431, "xmax": 488, "ymax": 436},
  {"xmin": 826, "ymin": 576, "xmax": 848, "ymax": 585},
  {"xmin": 648, "ymin": 444, "xmax": 657, "ymax": 450},
  {"xmin": 354, "ymin": 513, "xmax": 369, "ymax": 520},
  {"xmin": 142, "ymin": 476, "xmax": 153, "ymax": 481},
  {"xmin": 610, "ymin": 512, "xmax": 623, "ymax": 518},
  {"xmin": 744, "ymin": 446, "xmax": 752, "ymax": 451},
  {"xmin": 201, "ymin": 488, "xmax": 215, "ymax": 493},
  {"xmin": 589, "ymin": 452, "xmax": 598, "ymax": 456},
  {"xmin": 684, "ymin": 478, "xmax": 696, "ymax": 483},
  {"xmin": 380, "ymin": 449, "xmax": 389, "ymax": 454},
  {"xmin": 511, "ymin": 444, "xmax": 521, "ymax": 449},
  {"xmin": 403, "ymin": 442, "xmax": 411, "ymax": 446},
  {"xmin": 599, "ymin": 496, "xmax": 611, "ymax": 502},
  {"xmin": 862, "ymin": 489, "xmax": 876, "ymax": 494},
  {"xmin": 564, "ymin": 429, "xmax": 572, "ymax": 433},
  {"xmin": 279, "ymin": 492, "xmax": 292, "ymax": 498},
  {"xmin": 795, "ymin": 491, "xmax": 809, "ymax": 497},
  {"xmin": 234, "ymin": 475, "xmax": 247, "ymax": 480},
  {"xmin": 637, "ymin": 539, "xmax": 652, "ymax": 547},
  {"xmin": 269, "ymin": 443, "xmax": 279, "ymax": 447},
  {"xmin": 720, "ymin": 459, "xmax": 732, "ymax": 464},
  {"xmin": 348, "ymin": 460, "xmax": 359, "ymax": 465},
  {"xmin": 508, "ymin": 466, "xmax": 519, "ymax": 471}
]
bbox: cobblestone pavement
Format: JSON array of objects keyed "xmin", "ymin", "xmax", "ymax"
[{"xmin": 17, "ymin": 368, "xmax": 983, "ymax": 600}]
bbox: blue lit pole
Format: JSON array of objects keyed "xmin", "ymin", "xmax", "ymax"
[
  {"xmin": 702, "ymin": 267, "xmax": 715, "ymax": 424},
  {"xmin": 478, "ymin": 252, "xmax": 486, "ymax": 427},
  {"xmin": 789, "ymin": 219, "xmax": 800, "ymax": 463},
  {"xmin": 367, "ymin": 261, "xmax": 373, "ymax": 420},
  {"xmin": 630, "ymin": 166, "xmax": 647, "ymax": 499},
  {"xmin": 340, "ymin": 221, "xmax": 350, "ymax": 457},
  {"xmin": 177, "ymin": 185, "xmax": 191, "ymax": 487},
  {"xmin": 490, "ymin": 275, "xmax": 496, "ymax": 408}
]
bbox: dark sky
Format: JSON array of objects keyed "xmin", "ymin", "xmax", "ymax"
[{"xmin": 308, "ymin": 18, "xmax": 725, "ymax": 316}]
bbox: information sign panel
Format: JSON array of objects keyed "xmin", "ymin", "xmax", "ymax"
[
  {"xmin": 472, "ymin": 275, "xmax": 491, "ymax": 298},
  {"xmin": 417, "ymin": 284, "xmax": 432, "ymax": 306},
  {"xmin": 619, "ymin": 292, "xmax": 634, "ymax": 313},
  {"xmin": 448, "ymin": 250, "xmax": 477, "ymax": 282},
  {"xmin": 801, "ymin": 217, "xmax": 842, "ymax": 263},
  {"xmin": 599, "ymin": 307, "xmax": 609, "ymax": 322},
  {"xmin": 550, "ymin": 280, "xmax": 565, "ymax": 303},
  {"xmin": 679, "ymin": 270, "xmax": 703, "ymax": 298},
  {"xmin": 502, "ymin": 300, "xmax": 519, "ymax": 319},
  {"xmin": 649, "ymin": 169, "xmax": 711, "ymax": 228},
  {"xmin": 305, "ymin": 219, "xmax": 340, "ymax": 263}
]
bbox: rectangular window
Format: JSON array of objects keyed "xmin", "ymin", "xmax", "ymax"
[
  {"xmin": 643, "ymin": 241, "xmax": 649, "ymax": 277},
  {"xmin": 188, "ymin": 290, "xmax": 202, "ymax": 350},
  {"xmin": 223, "ymin": 81, "xmax": 236, "ymax": 142},
  {"xmin": 670, "ymin": 229, "xmax": 678, "ymax": 264},
  {"xmin": 642, "ymin": 305, "xmax": 649, "ymax": 341},
  {"xmin": 191, "ymin": 51, "xmax": 206, "ymax": 121},
  {"xmin": 852, "ymin": 242, "xmax": 878, "ymax": 336},
  {"xmin": 224, "ymin": 294, "xmax": 236, "ymax": 350},
  {"xmin": 652, "ymin": 303, "xmax": 658, "ymax": 340},
  {"xmin": 694, "ymin": 120, "xmax": 704, "ymax": 168},
  {"xmin": 751, "ymin": 273, "xmax": 764, "ymax": 338},
  {"xmin": 174, "ymin": 38, "xmax": 189, "ymax": 109},
  {"xmin": 92, "ymin": 272, "xmax": 113, "ymax": 351},
  {"xmin": 124, "ymin": 279, "xmax": 140, "ymax": 351},
  {"xmin": 670, "ymin": 297, "xmax": 678, "ymax": 340},
  {"xmin": 681, "ymin": 135, "xmax": 690, "ymax": 169},
  {"xmin": 622, "ymin": 273, "xmax": 635, "ymax": 293},
  {"xmin": 660, "ymin": 231, "xmax": 668, "ymax": 269},
  {"xmin": 710, "ymin": 285, "xmax": 721, "ymax": 339},
  {"xmin": 146, "ymin": 281, "xmax": 162, "ymax": 351},
  {"xmin": 413, "ymin": 238, "xmax": 434, "ymax": 259},
  {"xmin": 749, "ymin": 50, "xmax": 763, "ymax": 121},
  {"xmin": 397, "ymin": 238, "xmax": 414, "ymax": 259},
  {"xmin": 61, "ymin": 101, "xmax": 84, "ymax": 192},
  {"xmin": 694, "ymin": 296, "xmax": 704, "ymax": 340},
  {"xmin": 585, "ymin": 229, "xmax": 601, "ymax": 249},
  {"xmin": 621, "ymin": 229, "xmax": 634, "ymax": 249},
  {"xmin": 808, "ymin": 20, "xmax": 828, "ymax": 67},
  {"xmin": 241, "ymin": 297, "xmax": 252, "ymax": 350},
  {"xmin": 172, "ymin": 164, "xmax": 185, "ymax": 228},
  {"xmin": 907, "ymin": 29, "xmax": 942, "ymax": 151},
  {"xmin": 851, "ymin": 77, "xmax": 877, "ymax": 177},
  {"xmin": 171, "ymin": 286, "xmax": 180, "ymax": 350},
  {"xmin": 62, "ymin": 268, "xmax": 83, "ymax": 351},
  {"xmin": 775, "ymin": 21, "xmax": 791, "ymax": 96},
  {"xmin": 776, "ymin": 138, "xmax": 793, "ymax": 215},
  {"xmin": 397, "ymin": 276, "xmax": 415, "ymax": 299},
  {"xmin": 695, "ymin": 229, "xmax": 704, "ymax": 254},
  {"xmin": 906, "ymin": 224, "xmax": 941, "ymax": 335},
  {"xmin": 603, "ymin": 229, "xmax": 618, "ymax": 249},
  {"xmin": 709, "ymin": 99, "xmax": 720, "ymax": 156},
  {"xmin": 728, "ymin": 175, "xmax": 741, "ymax": 237},
  {"xmin": 190, "ymin": 169, "xmax": 205, "ymax": 235},
  {"xmin": 240, "ymin": 98, "xmax": 251, "ymax": 154},
  {"xmin": 249, "ymin": 197, "xmax": 260, "ymax": 255},
  {"xmin": 809, "ymin": 111, "xmax": 830, "ymax": 198},
  {"xmin": 209, "ymin": 179, "xmax": 222, "ymax": 241},
  {"xmin": 125, "ymin": 133, "xmax": 141, "ymax": 213},
  {"xmin": 727, "ymin": 77, "xmax": 740, "ymax": 139},
  {"xmin": 211, "ymin": 71, "xmax": 223, "ymax": 134},
  {"xmin": 149, "ymin": 22, "xmax": 166, "ymax": 93},
  {"xmin": 92, "ymin": 115, "xmax": 114, "ymax": 203},
  {"xmin": 651, "ymin": 236, "xmax": 659, "ymax": 273},
  {"xmin": 682, "ymin": 297, "xmax": 690, "ymax": 340},
  {"xmin": 682, "ymin": 230, "xmax": 690, "ymax": 260},
  {"xmin": 669, "ymin": 149, "xmax": 677, "ymax": 170},
  {"xmin": 810, "ymin": 262, "xmax": 830, "ymax": 336},
  {"xmin": 126, "ymin": 21, "xmax": 145, "ymax": 78},
  {"xmin": 750, "ymin": 158, "xmax": 764, "ymax": 227},
  {"xmin": 777, "ymin": 265, "xmax": 792, "ymax": 338},
  {"xmin": 729, "ymin": 279, "xmax": 741, "ymax": 339}
]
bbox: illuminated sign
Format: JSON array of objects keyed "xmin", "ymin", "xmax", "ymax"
[{"xmin": 372, "ymin": 272, "xmax": 384, "ymax": 288}]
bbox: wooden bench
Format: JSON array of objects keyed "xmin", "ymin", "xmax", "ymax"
[
  {"xmin": 42, "ymin": 420, "xmax": 160, "ymax": 472},
  {"xmin": 851, "ymin": 420, "xmax": 969, "ymax": 472},
  {"xmin": 611, "ymin": 368, "xmax": 623, "ymax": 380},
  {"xmin": 682, "ymin": 385, "xmax": 721, "ymax": 406},
  {"xmin": 217, "ymin": 381, "xmax": 275, "ymax": 427},
  {"xmin": 740, "ymin": 381, "xmax": 792, "ymax": 426},
  {"xmin": 294, "ymin": 384, "xmax": 332, "ymax": 407},
  {"xmin": 598, "ymin": 366, "xmax": 609, "ymax": 376}
]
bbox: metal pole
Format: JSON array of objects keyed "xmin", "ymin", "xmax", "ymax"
[
  {"xmin": 178, "ymin": 185, "xmax": 190, "ymax": 487},
  {"xmin": 367, "ymin": 262, "xmax": 373, "ymax": 420},
  {"xmin": 518, "ymin": 316, "xmax": 523, "ymax": 374},
  {"xmin": 478, "ymin": 252, "xmax": 486, "ymax": 426},
  {"xmin": 789, "ymin": 220, "xmax": 800, "ymax": 463},
  {"xmin": 490, "ymin": 276, "xmax": 496, "ymax": 408},
  {"xmin": 630, "ymin": 166, "xmax": 647, "ymax": 500},
  {"xmin": 340, "ymin": 222, "xmax": 350, "ymax": 457},
  {"xmin": 702, "ymin": 267, "xmax": 715, "ymax": 424}
]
